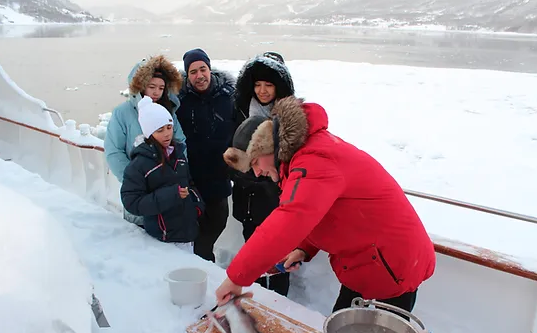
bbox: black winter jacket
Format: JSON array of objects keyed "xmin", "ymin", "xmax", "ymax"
[
  {"xmin": 231, "ymin": 54, "xmax": 294, "ymax": 229},
  {"xmin": 176, "ymin": 69, "xmax": 236, "ymax": 203},
  {"xmin": 120, "ymin": 137, "xmax": 204, "ymax": 242},
  {"xmin": 231, "ymin": 169, "xmax": 280, "ymax": 228}
]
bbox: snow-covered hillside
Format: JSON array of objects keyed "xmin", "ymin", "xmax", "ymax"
[
  {"xmin": 0, "ymin": 0, "xmax": 104, "ymax": 24},
  {"xmin": 159, "ymin": 0, "xmax": 537, "ymax": 34},
  {"xmin": 87, "ymin": 5, "xmax": 156, "ymax": 23},
  {"xmin": 3, "ymin": 0, "xmax": 535, "ymax": 33}
]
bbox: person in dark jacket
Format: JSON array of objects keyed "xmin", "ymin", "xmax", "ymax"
[
  {"xmin": 230, "ymin": 51, "xmax": 295, "ymax": 296},
  {"xmin": 121, "ymin": 96, "xmax": 205, "ymax": 249},
  {"xmin": 176, "ymin": 48, "xmax": 236, "ymax": 262}
]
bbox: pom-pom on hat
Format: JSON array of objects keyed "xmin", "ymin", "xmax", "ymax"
[{"xmin": 137, "ymin": 96, "xmax": 173, "ymax": 138}]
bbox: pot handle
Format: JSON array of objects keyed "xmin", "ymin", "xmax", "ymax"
[{"xmin": 351, "ymin": 297, "xmax": 428, "ymax": 332}]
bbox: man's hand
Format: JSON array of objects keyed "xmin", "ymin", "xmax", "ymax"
[
  {"xmin": 282, "ymin": 249, "xmax": 307, "ymax": 272},
  {"xmin": 215, "ymin": 277, "xmax": 244, "ymax": 306}
]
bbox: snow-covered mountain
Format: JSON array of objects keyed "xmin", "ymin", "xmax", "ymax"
[
  {"xmin": 87, "ymin": 5, "xmax": 156, "ymax": 23},
  {"xmin": 0, "ymin": 0, "xmax": 104, "ymax": 24},
  {"xmin": 2, "ymin": 0, "xmax": 535, "ymax": 33},
  {"xmin": 161, "ymin": 0, "xmax": 537, "ymax": 34}
]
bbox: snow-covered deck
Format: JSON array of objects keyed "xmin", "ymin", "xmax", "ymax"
[
  {"xmin": 2, "ymin": 61, "xmax": 537, "ymax": 332},
  {"xmin": 0, "ymin": 159, "xmax": 327, "ymax": 332}
]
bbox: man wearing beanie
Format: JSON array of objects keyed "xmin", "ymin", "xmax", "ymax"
[
  {"xmin": 176, "ymin": 48, "xmax": 237, "ymax": 263},
  {"xmin": 215, "ymin": 96, "xmax": 436, "ymax": 317}
]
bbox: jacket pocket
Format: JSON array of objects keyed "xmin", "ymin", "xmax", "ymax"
[
  {"xmin": 377, "ymin": 248, "xmax": 401, "ymax": 284},
  {"xmin": 336, "ymin": 245, "xmax": 379, "ymax": 273},
  {"xmin": 164, "ymin": 201, "xmax": 199, "ymax": 243},
  {"xmin": 334, "ymin": 245, "xmax": 403, "ymax": 300}
]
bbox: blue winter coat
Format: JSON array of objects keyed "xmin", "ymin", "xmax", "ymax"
[
  {"xmin": 176, "ymin": 69, "xmax": 236, "ymax": 203},
  {"xmin": 120, "ymin": 137, "xmax": 204, "ymax": 243},
  {"xmin": 104, "ymin": 56, "xmax": 187, "ymax": 182}
]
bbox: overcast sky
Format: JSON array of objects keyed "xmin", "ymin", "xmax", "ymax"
[{"xmin": 72, "ymin": 0, "xmax": 192, "ymax": 14}]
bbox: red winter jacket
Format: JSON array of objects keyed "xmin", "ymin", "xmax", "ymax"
[{"xmin": 226, "ymin": 97, "xmax": 436, "ymax": 300}]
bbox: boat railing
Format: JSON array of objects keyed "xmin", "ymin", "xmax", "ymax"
[
  {"xmin": 20, "ymin": 103, "xmax": 537, "ymax": 226},
  {"xmin": 42, "ymin": 106, "xmax": 65, "ymax": 127},
  {"xmin": 403, "ymin": 189, "xmax": 537, "ymax": 225}
]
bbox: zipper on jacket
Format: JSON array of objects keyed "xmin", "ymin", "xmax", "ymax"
[
  {"xmin": 158, "ymin": 214, "xmax": 167, "ymax": 241},
  {"xmin": 377, "ymin": 249, "xmax": 400, "ymax": 284},
  {"xmin": 247, "ymin": 193, "xmax": 252, "ymax": 216}
]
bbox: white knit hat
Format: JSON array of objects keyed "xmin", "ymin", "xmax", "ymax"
[{"xmin": 137, "ymin": 96, "xmax": 173, "ymax": 138}]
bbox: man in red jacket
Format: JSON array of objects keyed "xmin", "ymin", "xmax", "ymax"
[{"xmin": 218, "ymin": 96, "xmax": 436, "ymax": 314}]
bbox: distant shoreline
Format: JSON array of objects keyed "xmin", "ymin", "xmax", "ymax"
[{"xmin": 2, "ymin": 21, "xmax": 537, "ymax": 38}]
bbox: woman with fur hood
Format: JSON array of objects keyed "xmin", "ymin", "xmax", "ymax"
[
  {"xmin": 217, "ymin": 96, "xmax": 436, "ymax": 316},
  {"xmin": 104, "ymin": 55, "xmax": 187, "ymax": 226},
  {"xmin": 230, "ymin": 51, "xmax": 295, "ymax": 297}
]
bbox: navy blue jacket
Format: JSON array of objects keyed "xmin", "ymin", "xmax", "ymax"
[
  {"xmin": 176, "ymin": 69, "xmax": 236, "ymax": 203},
  {"xmin": 120, "ymin": 137, "xmax": 204, "ymax": 243}
]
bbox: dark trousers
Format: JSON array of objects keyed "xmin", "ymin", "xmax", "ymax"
[
  {"xmin": 193, "ymin": 198, "xmax": 229, "ymax": 262},
  {"xmin": 242, "ymin": 219, "xmax": 290, "ymax": 297},
  {"xmin": 333, "ymin": 284, "xmax": 417, "ymax": 321}
]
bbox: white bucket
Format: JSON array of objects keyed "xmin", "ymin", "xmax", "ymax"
[{"xmin": 164, "ymin": 267, "xmax": 208, "ymax": 308}]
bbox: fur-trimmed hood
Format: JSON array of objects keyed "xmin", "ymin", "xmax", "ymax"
[
  {"xmin": 128, "ymin": 55, "xmax": 183, "ymax": 96},
  {"xmin": 178, "ymin": 68, "xmax": 236, "ymax": 98},
  {"xmin": 234, "ymin": 54, "xmax": 294, "ymax": 121},
  {"xmin": 125, "ymin": 55, "xmax": 183, "ymax": 113},
  {"xmin": 223, "ymin": 96, "xmax": 329, "ymax": 173}
]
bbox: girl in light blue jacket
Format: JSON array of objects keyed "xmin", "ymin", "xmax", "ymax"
[{"xmin": 104, "ymin": 55, "xmax": 186, "ymax": 225}]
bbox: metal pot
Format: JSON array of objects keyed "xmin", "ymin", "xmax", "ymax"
[{"xmin": 323, "ymin": 297, "xmax": 428, "ymax": 333}]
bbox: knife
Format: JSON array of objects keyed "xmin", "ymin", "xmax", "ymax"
[
  {"xmin": 91, "ymin": 293, "xmax": 111, "ymax": 328},
  {"xmin": 200, "ymin": 304, "xmax": 219, "ymax": 320}
]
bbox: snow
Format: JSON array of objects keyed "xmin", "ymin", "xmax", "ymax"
[
  {"xmin": 0, "ymin": 158, "xmax": 326, "ymax": 333},
  {"xmin": 204, "ymin": 6, "xmax": 226, "ymax": 15},
  {"xmin": 0, "ymin": 63, "xmax": 47, "ymax": 110},
  {"xmin": 0, "ymin": 181, "xmax": 93, "ymax": 333},
  {"xmin": 0, "ymin": 64, "xmax": 58, "ymax": 133},
  {"xmin": 0, "ymin": 5, "xmax": 36, "ymax": 24},
  {"xmin": 60, "ymin": 120, "xmax": 104, "ymax": 147},
  {"xmin": 2, "ymin": 58, "xmax": 537, "ymax": 331}
]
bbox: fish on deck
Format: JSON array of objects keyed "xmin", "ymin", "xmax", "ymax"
[{"xmin": 204, "ymin": 293, "xmax": 260, "ymax": 333}]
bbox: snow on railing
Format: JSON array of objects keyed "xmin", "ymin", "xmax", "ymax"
[
  {"xmin": 0, "ymin": 64, "xmax": 121, "ymax": 212},
  {"xmin": 0, "ymin": 64, "xmax": 59, "ymax": 132}
]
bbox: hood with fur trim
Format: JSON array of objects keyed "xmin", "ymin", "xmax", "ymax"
[
  {"xmin": 128, "ymin": 55, "xmax": 183, "ymax": 96},
  {"xmin": 223, "ymin": 96, "xmax": 328, "ymax": 172}
]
